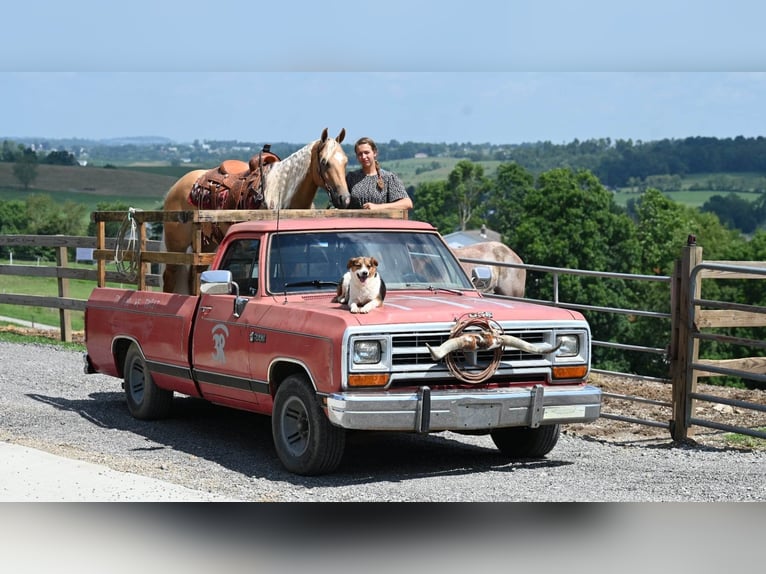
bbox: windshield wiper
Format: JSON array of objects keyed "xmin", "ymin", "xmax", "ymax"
[
  {"xmin": 403, "ymin": 282, "xmax": 465, "ymax": 296},
  {"xmin": 283, "ymin": 279, "xmax": 339, "ymax": 289},
  {"xmin": 429, "ymin": 285, "xmax": 465, "ymax": 296}
]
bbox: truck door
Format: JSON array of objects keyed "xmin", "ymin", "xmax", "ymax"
[{"xmin": 191, "ymin": 238, "xmax": 269, "ymax": 409}]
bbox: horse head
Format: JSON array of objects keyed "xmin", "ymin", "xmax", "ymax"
[{"xmin": 314, "ymin": 127, "xmax": 351, "ymax": 209}]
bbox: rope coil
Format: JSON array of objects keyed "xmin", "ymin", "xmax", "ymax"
[
  {"xmin": 444, "ymin": 312, "xmax": 504, "ymax": 384},
  {"xmin": 113, "ymin": 207, "xmax": 141, "ymax": 281}
]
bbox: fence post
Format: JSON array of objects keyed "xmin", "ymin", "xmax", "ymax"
[
  {"xmin": 56, "ymin": 245, "xmax": 73, "ymax": 343},
  {"xmin": 96, "ymin": 220, "xmax": 106, "ymax": 287},
  {"xmin": 670, "ymin": 235, "xmax": 703, "ymax": 441}
]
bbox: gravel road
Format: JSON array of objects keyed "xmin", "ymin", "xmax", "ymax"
[{"xmin": 1, "ymin": 341, "xmax": 764, "ymax": 502}]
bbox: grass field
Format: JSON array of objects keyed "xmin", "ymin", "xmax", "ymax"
[
  {"xmin": 611, "ymin": 188, "xmax": 762, "ymax": 208},
  {"xmin": 0, "ymin": 162, "xmax": 176, "ymax": 213},
  {"xmin": 380, "ymin": 157, "xmax": 501, "ymax": 186},
  {"xmin": 612, "ymin": 172, "xmax": 766, "ymax": 207}
]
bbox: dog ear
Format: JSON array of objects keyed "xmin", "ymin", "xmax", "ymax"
[
  {"xmin": 347, "ymin": 258, "xmax": 355, "ymax": 270},
  {"xmin": 370, "ymin": 257, "xmax": 378, "ymax": 267}
]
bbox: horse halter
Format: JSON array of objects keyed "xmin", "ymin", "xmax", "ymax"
[{"xmin": 315, "ymin": 140, "xmax": 342, "ymax": 204}]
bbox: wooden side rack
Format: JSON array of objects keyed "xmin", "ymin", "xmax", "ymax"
[{"xmin": 91, "ymin": 208, "xmax": 408, "ymax": 291}]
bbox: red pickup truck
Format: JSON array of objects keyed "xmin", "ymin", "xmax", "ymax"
[{"xmin": 84, "ymin": 216, "xmax": 601, "ymax": 475}]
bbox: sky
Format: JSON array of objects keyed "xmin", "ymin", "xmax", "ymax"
[{"xmin": 2, "ymin": 1, "xmax": 766, "ymax": 146}]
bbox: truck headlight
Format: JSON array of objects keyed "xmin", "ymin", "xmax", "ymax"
[
  {"xmin": 556, "ymin": 334, "xmax": 579, "ymax": 357},
  {"xmin": 353, "ymin": 340, "xmax": 381, "ymax": 364}
]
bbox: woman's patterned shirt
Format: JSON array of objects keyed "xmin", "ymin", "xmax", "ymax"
[{"xmin": 346, "ymin": 169, "xmax": 408, "ymax": 208}]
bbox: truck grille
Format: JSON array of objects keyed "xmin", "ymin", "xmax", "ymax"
[{"xmin": 390, "ymin": 329, "xmax": 546, "ymax": 367}]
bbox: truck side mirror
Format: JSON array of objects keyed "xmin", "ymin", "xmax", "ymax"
[
  {"xmin": 200, "ymin": 269, "xmax": 248, "ymax": 316},
  {"xmin": 471, "ymin": 266, "xmax": 493, "ymax": 291},
  {"xmin": 200, "ymin": 270, "xmax": 235, "ymax": 295}
]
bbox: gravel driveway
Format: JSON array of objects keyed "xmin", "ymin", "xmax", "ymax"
[{"xmin": 1, "ymin": 341, "xmax": 764, "ymax": 501}]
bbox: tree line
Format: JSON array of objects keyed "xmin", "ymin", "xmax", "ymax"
[{"xmin": 8, "ymin": 134, "xmax": 766, "ymax": 186}]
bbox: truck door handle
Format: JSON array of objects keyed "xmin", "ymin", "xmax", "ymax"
[{"xmin": 199, "ymin": 306, "xmax": 212, "ymax": 314}]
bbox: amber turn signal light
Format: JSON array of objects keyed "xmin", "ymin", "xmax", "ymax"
[
  {"xmin": 552, "ymin": 365, "xmax": 588, "ymax": 380},
  {"xmin": 348, "ymin": 373, "xmax": 390, "ymax": 388}
]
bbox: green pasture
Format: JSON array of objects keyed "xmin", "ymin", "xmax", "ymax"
[
  {"xmin": 0, "ymin": 187, "xmax": 164, "ymax": 212},
  {"xmin": 381, "ymin": 158, "xmax": 501, "ymax": 187},
  {"xmin": 611, "ymin": 188, "xmax": 762, "ymax": 208},
  {"xmin": 613, "ymin": 172, "xmax": 766, "ymax": 208},
  {"xmin": 0, "ymin": 162, "xmax": 176, "ymax": 215}
]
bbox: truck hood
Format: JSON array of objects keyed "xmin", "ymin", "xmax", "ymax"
[
  {"xmin": 364, "ymin": 292, "xmax": 585, "ymax": 325},
  {"xmin": 267, "ymin": 290, "xmax": 585, "ymax": 329}
]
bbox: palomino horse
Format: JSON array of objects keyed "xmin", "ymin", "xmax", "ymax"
[
  {"xmin": 452, "ymin": 241, "xmax": 526, "ymax": 297},
  {"xmin": 162, "ymin": 128, "xmax": 351, "ymax": 293}
]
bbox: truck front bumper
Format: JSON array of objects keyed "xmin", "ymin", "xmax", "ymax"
[{"xmin": 325, "ymin": 384, "xmax": 601, "ymax": 433}]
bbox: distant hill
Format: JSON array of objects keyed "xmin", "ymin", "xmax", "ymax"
[{"xmin": 0, "ymin": 163, "xmax": 176, "ymax": 211}]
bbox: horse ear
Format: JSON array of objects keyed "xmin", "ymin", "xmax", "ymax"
[
  {"xmin": 336, "ymin": 128, "xmax": 346, "ymax": 144},
  {"xmin": 321, "ymin": 127, "xmax": 329, "ymax": 142}
]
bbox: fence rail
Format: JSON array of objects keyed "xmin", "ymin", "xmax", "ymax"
[{"xmin": 0, "ymin": 234, "xmax": 161, "ymax": 341}]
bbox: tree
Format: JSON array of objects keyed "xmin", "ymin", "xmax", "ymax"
[
  {"xmin": 1, "ymin": 140, "xmax": 24, "ymax": 162},
  {"xmin": 700, "ymin": 193, "xmax": 760, "ymax": 233},
  {"xmin": 411, "ymin": 180, "xmax": 458, "ymax": 234},
  {"xmin": 0, "ymin": 199, "xmax": 26, "ymax": 234},
  {"xmin": 0, "ymin": 199, "xmax": 27, "ymax": 259},
  {"xmin": 631, "ymin": 188, "xmax": 749, "ymax": 377},
  {"xmin": 12, "ymin": 149, "xmax": 38, "ymax": 189},
  {"xmin": 43, "ymin": 150, "xmax": 78, "ymax": 166},
  {"xmin": 25, "ymin": 194, "xmax": 87, "ymax": 237},
  {"xmin": 508, "ymin": 168, "xmax": 642, "ymax": 372},
  {"xmin": 87, "ymin": 201, "xmax": 131, "ymax": 238},
  {"xmin": 484, "ymin": 162, "xmax": 535, "ymax": 241},
  {"xmin": 22, "ymin": 194, "xmax": 87, "ymax": 260},
  {"xmin": 447, "ymin": 160, "xmax": 489, "ymax": 231}
]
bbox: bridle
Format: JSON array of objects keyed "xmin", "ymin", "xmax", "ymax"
[{"xmin": 315, "ymin": 140, "xmax": 344, "ymax": 205}]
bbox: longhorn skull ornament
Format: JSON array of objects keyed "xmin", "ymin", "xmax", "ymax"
[{"xmin": 426, "ymin": 330, "xmax": 561, "ymax": 362}]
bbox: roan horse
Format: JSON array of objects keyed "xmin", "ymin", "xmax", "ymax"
[
  {"xmin": 452, "ymin": 241, "xmax": 526, "ymax": 297},
  {"xmin": 162, "ymin": 128, "xmax": 350, "ymax": 293}
]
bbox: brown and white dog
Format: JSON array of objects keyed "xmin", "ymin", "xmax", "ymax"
[{"xmin": 333, "ymin": 256, "xmax": 386, "ymax": 313}]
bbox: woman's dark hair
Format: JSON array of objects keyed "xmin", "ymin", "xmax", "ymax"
[{"xmin": 354, "ymin": 137, "xmax": 384, "ymax": 190}]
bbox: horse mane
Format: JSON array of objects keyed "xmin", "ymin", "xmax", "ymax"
[{"xmin": 262, "ymin": 142, "xmax": 315, "ymax": 208}]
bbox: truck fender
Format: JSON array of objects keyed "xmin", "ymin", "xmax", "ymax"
[
  {"xmin": 111, "ymin": 336, "xmax": 142, "ymax": 379},
  {"xmin": 268, "ymin": 358, "xmax": 317, "ymax": 396}
]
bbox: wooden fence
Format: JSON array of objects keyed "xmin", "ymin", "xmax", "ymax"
[{"xmin": 0, "ymin": 234, "xmax": 161, "ymax": 342}]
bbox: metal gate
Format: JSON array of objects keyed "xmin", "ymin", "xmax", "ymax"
[{"xmin": 670, "ymin": 237, "xmax": 766, "ymax": 441}]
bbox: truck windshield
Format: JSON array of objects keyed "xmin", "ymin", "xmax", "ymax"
[{"xmin": 267, "ymin": 231, "xmax": 474, "ymax": 294}]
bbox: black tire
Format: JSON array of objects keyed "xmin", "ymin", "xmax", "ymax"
[
  {"xmin": 490, "ymin": 424, "xmax": 560, "ymax": 459},
  {"xmin": 272, "ymin": 374, "xmax": 346, "ymax": 475},
  {"xmin": 123, "ymin": 343, "xmax": 173, "ymax": 420}
]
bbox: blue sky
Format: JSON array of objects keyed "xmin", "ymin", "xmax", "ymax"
[{"xmin": 3, "ymin": 1, "xmax": 765, "ymax": 145}]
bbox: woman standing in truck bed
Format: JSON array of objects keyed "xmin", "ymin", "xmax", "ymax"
[{"xmin": 346, "ymin": 137, "xmax": 413, "ymax": 211}]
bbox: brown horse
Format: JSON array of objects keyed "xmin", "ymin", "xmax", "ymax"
[
  {"xmin": 452, "ymin": 241, "xmax": 526, "ymax": 297},
  {"xmin": 162, "ymin": 128, "xmax": 350, "ymax": 293}
]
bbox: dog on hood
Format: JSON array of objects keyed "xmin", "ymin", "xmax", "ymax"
[{"xmin": 333, "ymin": 256, "xmax": 386, "ymax": 313}]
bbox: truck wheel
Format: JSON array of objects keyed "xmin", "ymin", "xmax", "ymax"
[
  {"xmin": 123, "ymin": 343, "xmax": 173, "ymax": 420},
  {"xmin": 272, "ymin": 374, "xmax": 345, "ymax": 475},
  {"xmin": 490, "ymin": 424, "xmax": 560, "ymax": 459}
]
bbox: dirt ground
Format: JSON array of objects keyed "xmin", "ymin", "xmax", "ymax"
[
  {"xmin": 566, "ymin": 371, "xmax": 766, "ymax": 449},
  {"xmin": 5, "ymin": 325, "xmax": 764, "ymax": 450}
]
